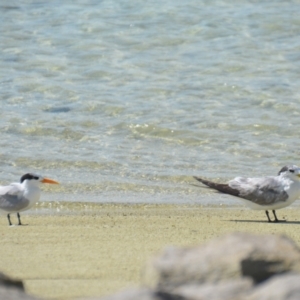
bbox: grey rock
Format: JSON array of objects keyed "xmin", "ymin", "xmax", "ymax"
[
  {"xmin": 167, "ymin": 278, "xmax": 253, "ymax": 300},
  {"xmin": 0, "ymin": 272, "xmax": 38, "ymax": 300},
  {"xmin": 152, "ymin": 232, "xmax": 300, "ymax": 291},
  {"xmin": 84, "ymin": 288, "xmax": 158, "ymax": 300},
  {"xmin": 0, "ymin": 285, "xmax": 38, "ymax": 300},
  {"xmin": 90, "ymin": 233, "xmax": 300, "ymax": 300},
  {"xmin": 44, "ymin": 106, "xmax": 71, "ymax": 113},
  {"xmin": 89, "ymin": 280, "xmax": 252, "ymax": 300},
  {"xmin": 244, "ymin": 273, "xmax": 300, "ymax": 300}
]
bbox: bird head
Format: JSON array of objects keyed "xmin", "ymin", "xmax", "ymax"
[
  {"xmin": 278, "ymin": 165, "xmax": 300, "ymax": 179},
  {"xmin": 20, "ymin": 173, "xmax": 59, "ymax": 186}
]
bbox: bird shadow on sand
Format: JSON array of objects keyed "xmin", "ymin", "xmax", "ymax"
[{"xmin": 227, "ymin": 219, "xmax": 300, "ymax": 225}]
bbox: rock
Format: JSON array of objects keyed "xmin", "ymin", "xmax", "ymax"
[
  {"xmin": 152, "ymin": 232, "xmax": 300, "ymax": 291},
  {"xmin": 0, "ymin": 272, "xmax": 38, "ymax": 300},
  {"xmin": 91, "ymin": 233, "xmax": 300, "ymax": 300},
  {"xmin": 84, "ymin": 288, "xmax": 158, "ymax": 300},
  {"xmin": 167, "ymin": 278, "xmax": 253, "ymax": 300},
  {"xmin": 88, "ymin": 280, "xmax": 252, "ymax": 300},
  {"xmin": 0, "ymin": 272, "xmax": 24, "ymax": 290},
  {"xmin": 244, "ymin": 273, "xmax": 300, "ymax": 300},
  {"xmin": 44, "ymin": 106, "xmax": 71, "ymax": 113},
  {"xmin": 0, "ymin": 286, "xmax": 39, "ymax": 300}
]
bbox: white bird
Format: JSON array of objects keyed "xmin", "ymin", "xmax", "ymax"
[
  {"xmin": 0, "ymin": 173, "xmax": 59, "ymax": 226},
  {"xmin": 193, "ymin": 165, "xmax": 300, "ymax": 222}
]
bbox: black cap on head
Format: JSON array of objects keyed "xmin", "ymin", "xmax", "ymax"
[
  {"xmin": 277, "ymin": 165, "xmax": 299, "ymax": 175},
  {"xmin": 20, "ymin": 173, "xmax": 39, "ymax": 183},
  {"xmin": 278, "ymin": 166, "xmax": 289, "ymax": 175}
]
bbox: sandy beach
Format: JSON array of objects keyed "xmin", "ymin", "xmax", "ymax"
[{"xmin": 1, "ymin": 203, "xmax": 300, "ymax": 300}]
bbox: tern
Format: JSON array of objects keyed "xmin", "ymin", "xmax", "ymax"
[
  {"xmin": 193, "ymin": 165, "xmax": 300, "ymax": 222},
  {"xmin": 0, "ymin": 173, "xmax": 59, "ymax": 226}
]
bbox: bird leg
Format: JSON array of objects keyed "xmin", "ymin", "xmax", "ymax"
[
  {"xmin": 272, "ymin": 210, "xmax": 286, "ymax": 223},
  {"xmin": 265, "ymin": 210, "xmax": 272, "ymax": 222},
  {"xmin": 7, "ymin": 214, "xmax": 12, "ymax": 226},
  {"xmin": 17, "ymin": 213, "xmax": 22, "ymax": 226},
  {"xmin": 265, "ymin": 210, "xmax": 286, "ymax": 223}
]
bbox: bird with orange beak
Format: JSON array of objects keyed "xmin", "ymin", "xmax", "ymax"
[{"xmin": 0, "ymin": 173, "xmax": 59, "ymax": 226}]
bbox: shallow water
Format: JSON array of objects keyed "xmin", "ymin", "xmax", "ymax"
[{"xmin": 1, "ymin": 1, "xmax": 300, "ymax": 205}]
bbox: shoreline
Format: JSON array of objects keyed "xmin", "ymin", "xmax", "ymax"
[{"xmin": 1, "ymin": 203, "xmax": 300, "ymax": 300}]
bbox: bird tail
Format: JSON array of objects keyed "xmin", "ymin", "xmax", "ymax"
[{"xmin": 193, "ymin": 176, "xmax": 240, "ymax": 197}]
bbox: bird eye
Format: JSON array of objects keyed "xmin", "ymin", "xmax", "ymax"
[
  {"xmin": 289, "ymin": 169, "xmax": 295, "ymax": 173},
  {"xmin": 34, "ymin": 176, "xmax": 39, "ymax": 180}
]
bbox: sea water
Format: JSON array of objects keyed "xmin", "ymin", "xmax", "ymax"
[{"xmin": 1, "ymin": 0, "xmax": 300, "ymax": 206}]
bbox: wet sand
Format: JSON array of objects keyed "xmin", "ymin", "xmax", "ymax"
[{"xmin": 0, "ymin": 203, "xmax": 300, "ymax": 300}]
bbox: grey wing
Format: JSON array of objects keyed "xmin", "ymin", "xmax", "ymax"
[
  {"xmin": 228, "ymin": 177, "xmax": 289, "ymax": 205},
  {"xmin": 0, "ymin": 185, "xmax": 30, "ymax": 212}
]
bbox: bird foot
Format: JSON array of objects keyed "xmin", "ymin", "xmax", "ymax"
[{"xmin": 268, "ymin": 219, "xmax": 287, "ymax": 223}]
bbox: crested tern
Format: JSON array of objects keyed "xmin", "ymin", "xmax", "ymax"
[
  {"xmin": 194, "ymin": 165, "xmax": 300, "ymax": 222},
  {"xmin": 0, "ymin": 173, "xmax": 59, "ymax": 226}
]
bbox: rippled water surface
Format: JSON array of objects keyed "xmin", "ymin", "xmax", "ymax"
[{"xmin": 1, "ymin": 0, "xmax": 300, "ymax": 205}]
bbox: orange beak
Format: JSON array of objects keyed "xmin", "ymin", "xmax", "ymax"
[{"xmin": 41, "ymin": 178, "xmax": 59, "ymax": 184}]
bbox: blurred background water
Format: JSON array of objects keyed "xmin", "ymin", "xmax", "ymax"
[{"xmin": 1, "ymin": 0, "xmax": 300, "ymax": 205}]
